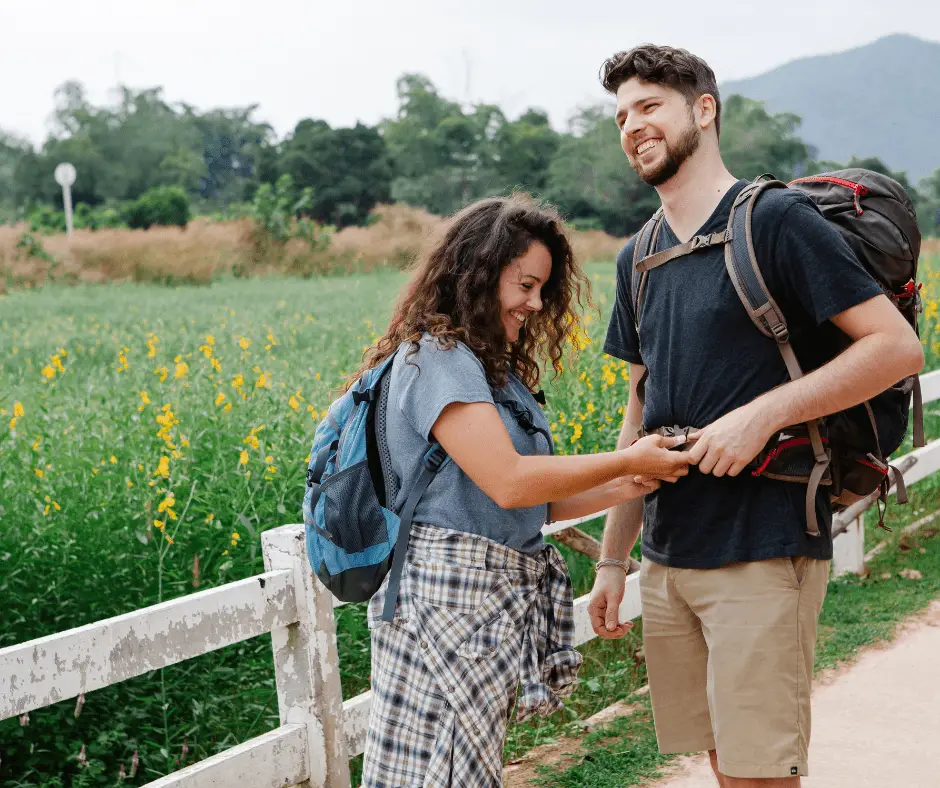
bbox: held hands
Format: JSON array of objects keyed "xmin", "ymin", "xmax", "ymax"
[
  {"xmin": 622, "ymin": 433, "xmax": 690, "ymax": 482},
  {"xmin": 685, "ymin": 402, "xmax": 777, "ymax": 477}
]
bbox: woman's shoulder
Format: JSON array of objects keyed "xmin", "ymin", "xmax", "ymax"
[{"xmin": 393, "ymin": 333, "xmax": 487, "ymax": 378}]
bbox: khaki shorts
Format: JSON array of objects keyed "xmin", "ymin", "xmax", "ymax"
[{"xmin": 640, "ymin": 555, "xmax": 829, "ymax": 779}]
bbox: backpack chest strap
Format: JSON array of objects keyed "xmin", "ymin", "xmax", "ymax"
[{"xmin": 635, "ymin": 229, "xmax": 732, "ymax": 273}]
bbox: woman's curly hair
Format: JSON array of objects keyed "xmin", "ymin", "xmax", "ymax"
[{"xmin": 352, "ymin": 192, "xmax": 591, "ymax": 391}]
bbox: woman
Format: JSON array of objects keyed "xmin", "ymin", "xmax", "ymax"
[{"xmin": 359, "ymin": 193, "xmax": 688, "ymax": 787}]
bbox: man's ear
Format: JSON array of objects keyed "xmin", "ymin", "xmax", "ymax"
[{"xmin": 697, "ymin": 94, "xmax": 718, "ymax": 131}]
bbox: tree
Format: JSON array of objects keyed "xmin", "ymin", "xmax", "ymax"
[
  {"xmin": 544, "ymin": 105, "xmax": 658, "ymax": 236},
  {"xmin": 719, "ymin": 95, "xmax": 814, "ymax": 182},
  {"xmin": 493, "ymin": 109, "xmax": 560, "ymax": 193},
  {"xmin": 383, "ymin": 74, "xmax": 506, "ymax": 215},
  {"xmin": 916, "ymin": 167, "xmax": 940, "ymax": 237},
  {"xmin": 277, "ymin": 119, "xmax": 392, "ymax": 227}
]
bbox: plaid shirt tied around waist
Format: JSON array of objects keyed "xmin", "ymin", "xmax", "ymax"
[{"xmin": 363, "ymin": 523, "xmax": 583, "ymax": 787}]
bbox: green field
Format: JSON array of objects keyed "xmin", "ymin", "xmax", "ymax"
[{"xmin": 1, "ymin": 259, "xmax": 939, "ymax": 786}]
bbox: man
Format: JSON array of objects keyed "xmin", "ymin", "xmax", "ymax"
[{"xmin": 586, "ymin": 44, "xmax": 924, "ymax": 787}]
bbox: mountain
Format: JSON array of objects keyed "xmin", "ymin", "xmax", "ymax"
[{"xmin": 720, "ymin": 34, "xmax": 940, "ymax": 183}]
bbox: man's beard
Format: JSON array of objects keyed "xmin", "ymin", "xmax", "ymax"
[{"xmin": 631, "ymin": 122, "xmax": 702, "ymax": 187}]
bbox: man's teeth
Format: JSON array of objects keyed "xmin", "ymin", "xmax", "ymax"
[{"xmin": 637, "ymin": 139, "xmax": 660, "ymax": 154}]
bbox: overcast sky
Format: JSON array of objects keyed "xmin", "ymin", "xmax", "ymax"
[{"xmin": 2, "ymin": 0, "xmax": 939, "ymax": 146}]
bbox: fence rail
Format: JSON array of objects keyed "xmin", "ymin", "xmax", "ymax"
[{"xmin": 2, "ymin": 369, "xmax": 939, "ymax": 787}]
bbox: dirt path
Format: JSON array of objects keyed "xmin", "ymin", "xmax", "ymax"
[{"xmin": 646, "ymin": 599, "xmax": 940, "ymax": 788}]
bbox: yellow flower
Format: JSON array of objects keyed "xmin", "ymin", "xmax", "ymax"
[
  {"xmin": 231, "ymin": 532, "xmax": 241, "ymax": 541},
  {"xmin": 288, "ymin": 394, "xmax": 300, "ymax": 410},
  {"xmin": 571, "ymin": 423, "xmax": 583, "ymax": 442},
  {"xmin": 154, "ymin": 366, "xmax": 168, "ymax": 383},
  {"xmin": 154, "ymin": 456, "xmax": 170, "ymax": 478},
  {"xmin": 41, "ymin": 365, "xmax": 56, "ymax": 379},
  {"xmin": 127, "ymin": 480, "xmax": 134, "ymax": 488},
  {"xmin": 205, "ymin": 512, "xmax": 215, "ymax": 523},
  {"xmin": 232, "ymin": 374, "xmax": 245, "ymax": 388},
  {"xmin": 34, "ymin": 468, "xmax": 44, "ymax": 478},
  {"xmin": 586, "ymin": 402, "xmax": 595, "ymax": 413},
  {"xmin": 139, "ymin": 391, "xmax": 151, "ymax": 407},
  {"xmin": 174, "ymin": 362, "xmax": 189, "ymax": 379},
  {"xmin": 51, "ymin": 354, "xmax": 65, "ymax": 373},
  {"xmin": 164, "ymin": 534, "xmax": 174, "ymax": 545},
  {"xmin": 239, "ymin": 450, "xmax": 249, "ymax": 466},
  {"xmin": 266, "ymin": 465, "xmax": 277, "ymax": 475},
  {"xmin": 255, "ymin": 372, "xmax": 269, "ymax": 388},
  {"xmin": 211, "ymin": 357, "xmax": 222, "ymax": 373},
  {"xmin": 13, "ymin": 402, "xmax": 24, "ymax": 419},
  {"xmin": 239, "ymin": 337, "xmax": 251, "ymax": 350},
  {"xmin": 52, "ymin": 501, "xmax": 61, "ymax": 511},
  {"xmin": 110, "ymin": 456, "xmax": 117, "ymax": 464},
  {"xmin": 205, "ymin": 335, "xmax": 215, "ymax": 346},
  {"xmin": 158, "ymin": 494, "xmax": 176, "ymax": 513},
  {"xmin": 223, "ymin": 402, "xmax": 232, "ymax": 412},
  {"xmin": 31, "ymin": 437, "xmax": 41, "ymax": 451},
  {"xmin": 215, "ymin": 392, "xmax": 226, "ymax": 406},
  {"xmin": 154, "ymin": 519, "xmax": 166, "ymax": 531}
]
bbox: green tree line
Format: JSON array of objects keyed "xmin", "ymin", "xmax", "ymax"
[{"xmin": 2, "ymin": 76, "xmax": 939, "ymax": 236}]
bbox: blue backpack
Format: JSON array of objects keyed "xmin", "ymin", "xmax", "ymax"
[
  {"xmin": 303, "ymin": 347, "xmax": 554, "ymax": 622},
  {"xmin": 302, "ymin": 353, "xmax": 448, "ymax": 622}
]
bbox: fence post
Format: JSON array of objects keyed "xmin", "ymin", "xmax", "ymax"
[
  {"xmin": 832, "ymin": 515, "xmax": 866, "ymax": 576},
  {"xmin": 262, "ymin": 524, "xmax": 351, "ymax": 787}
]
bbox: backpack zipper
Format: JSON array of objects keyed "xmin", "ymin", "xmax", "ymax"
[{"xmin": 789, "ymin": 175, "xmax": 869, "ymax": 215}]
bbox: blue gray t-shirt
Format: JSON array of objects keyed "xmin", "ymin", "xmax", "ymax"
[{"xmin": 384, "ymin": 336, "xmax": 552, "ymax": 554}]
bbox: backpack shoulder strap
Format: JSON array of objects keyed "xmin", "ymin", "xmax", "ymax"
[
  {"xmin": 724, "ymin": 179, "xmax": 792, "ymax": 344},
  {"xmin": 632, "ymin": 209, "xmax": 665, "ymax": 331},
  {"xmin": 727, "ymin": 178, "xmax": 830, "ymax": 536}
]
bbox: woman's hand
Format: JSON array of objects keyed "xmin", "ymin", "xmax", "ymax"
[{"xmin": 620, "ymin": 434, "xmax": 690, "ymax": 480}]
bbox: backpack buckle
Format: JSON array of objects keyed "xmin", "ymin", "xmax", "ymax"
[
  {"xmin": 423, "ymin": 445, "xmax": 448, "ymax": 472},
  {"xmin": 689, "ymin": 234, "xmax": 710, "ymax": 250},
  {"xmin": 352, "ymin": 389, "xmax": 375, "ymax": 405},
  {"xmin": 770, "ymin": 322, "xmax": 790, "ymax": 343}
]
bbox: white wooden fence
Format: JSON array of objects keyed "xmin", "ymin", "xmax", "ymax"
[{"xmin": 3, "ymin": 369, "xmax": 940, "ymax": 787}]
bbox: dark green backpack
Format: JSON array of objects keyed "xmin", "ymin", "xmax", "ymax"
[{"xmin": 631, "ymin": 170, "xmax": 923, "ymax": 535}]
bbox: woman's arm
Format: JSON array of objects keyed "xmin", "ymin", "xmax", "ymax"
[
  {"xmin": 431, "ymin": 400, "xmax": 687, "ymax": 509},
  {"xmin": 549, "ymin": 476, "xmax": 658, "ymax": 522}
]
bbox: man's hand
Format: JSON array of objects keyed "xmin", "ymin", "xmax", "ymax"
[
  {"xmin": 588, "ymin": 566, "xmax": 634, "ymax": 639},
  {"xmin": 686, "ymin": 401, "xmax": 778, "ymax": 477}
]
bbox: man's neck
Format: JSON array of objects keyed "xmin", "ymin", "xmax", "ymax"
[{"xmin": 655, "ymin": 152, "xmax": 738, "ymax": 243}]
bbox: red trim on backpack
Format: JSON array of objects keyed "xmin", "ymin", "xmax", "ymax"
[
  {"xmin": 751, "ymin": 437, "xmax": 816, "ymax": 476},
  {"xmin": 789, "ymin": 175, "xmax": 869, "ymax": 215},
  {"xmin": 856, "ymin": 458, "xmax": 889, "ymax": 475}
]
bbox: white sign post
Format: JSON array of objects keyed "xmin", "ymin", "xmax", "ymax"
[{"xmin": 54, "ymin": 163, "xmax": 77, "ymax": 241}]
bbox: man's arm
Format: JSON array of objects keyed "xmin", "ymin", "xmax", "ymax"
[
  {"xmin": 688, "ymin": 295, "xmax": 925, "ymax": 477},
  {"xmin": 588, "ymin": 363, "xmax": 646, "ymax": 639}
]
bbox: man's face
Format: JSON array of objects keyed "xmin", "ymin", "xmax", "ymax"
[{"xmin": 615, "ymin": 78, "xmax": 702, "ymax": 187}]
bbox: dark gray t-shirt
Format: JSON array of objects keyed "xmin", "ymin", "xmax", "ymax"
[
  {"xmin": 604, "ymin": 181, "xmax": 883, "ymax": 569},
  {"xmin": 385, "ymin": 336, "xmax": 552, "ymax": 554}
]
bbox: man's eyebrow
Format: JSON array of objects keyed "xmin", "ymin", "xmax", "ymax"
[{"xmin": 615, "ymin": 95, "xmax": 663, "ymax": 124}]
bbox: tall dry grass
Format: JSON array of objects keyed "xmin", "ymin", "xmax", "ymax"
[{"xmin": 0, "ymin": 203, "xmax": 628, "ymax": 291}]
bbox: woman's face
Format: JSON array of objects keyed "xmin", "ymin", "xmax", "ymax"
[{"xmin": 498, "ymin": 240, "xmax": 552, "ymax": 343}]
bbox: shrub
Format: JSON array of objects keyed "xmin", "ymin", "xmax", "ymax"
[{"xmin": 126, "ymin": 186, "xmax": 191, "ymax": 230}]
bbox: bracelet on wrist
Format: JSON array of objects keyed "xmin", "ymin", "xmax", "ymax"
[{"xmin": 595, "ymin": 558, "xmax": 630, "ymax": 576}]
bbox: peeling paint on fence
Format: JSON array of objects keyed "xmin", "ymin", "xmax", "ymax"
[
  {"xmin": 141, "ymin": 723, "xmax": 308, "ymax": 788},
  {"xmin": 0, "ymin": 568, "xmax": 296, "ymax": 721}
]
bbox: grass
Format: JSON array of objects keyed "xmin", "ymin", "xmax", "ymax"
[{"xmin": 0, "ymin": 251, "xmax": 938, "ymax": 786}]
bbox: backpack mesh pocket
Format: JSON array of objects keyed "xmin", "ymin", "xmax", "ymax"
[{"xmin": 319, "ymin": 460, "xmax": 388, "ymax": 554}]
